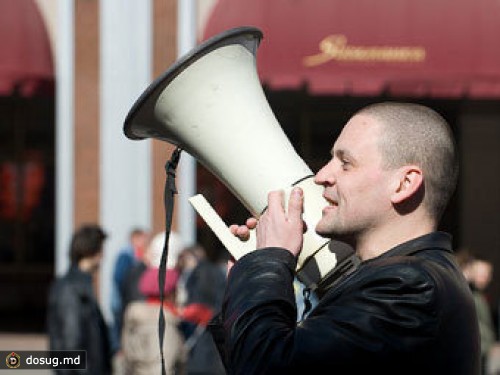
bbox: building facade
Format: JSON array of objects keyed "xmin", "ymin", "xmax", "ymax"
[{"xmin": 1, "ymin": 0, "xmax": 500, "ymax": 331}]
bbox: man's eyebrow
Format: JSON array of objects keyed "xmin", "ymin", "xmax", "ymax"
[
  {"xmin": 334, "ymin": 149, "xmax": 349, "ymax": 159},
  {"xmin": 334, "ymin": 149, "xmax": 357, "ymax": 163}
]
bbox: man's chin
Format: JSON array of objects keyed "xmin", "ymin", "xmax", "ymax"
[
  {"xmin": 315, "ymin": 224, "xmax": 354, "ymax": 243},
  {"xmin": 315, "ymin": 225, "xmax": 335, "ymax": 239}
]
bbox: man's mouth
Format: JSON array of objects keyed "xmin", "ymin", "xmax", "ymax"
[
  {"xmin": 323, "ymin": 194, "xmax": 337, "ymax": 205},
  {"xmin": 323, "ymin": 195, "xmax": 338, "ymax": 210}
]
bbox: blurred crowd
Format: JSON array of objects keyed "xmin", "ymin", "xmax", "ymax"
[{"xmin": 47, "ymin": 224, "xmax": 227, "ymax": 375}]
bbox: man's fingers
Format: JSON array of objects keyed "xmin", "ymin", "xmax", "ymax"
[
  {"xmin": 246, "ymin": 217, "xmax": 258, "ymax": 229},
  {"xmin": 267, "ymin": 190, "xmax": 285, "ymax": 213},
  {"xmin": 288, "ymin": 187, "xmax": 304, "ymax": 223},
  {"xmin": 237, "ymin": 226, "xmax": 251, "ymax": 240},
  {"xmin": 229, "ymin": 224, "xmax": 251, "ymax": 241},
  {"xmin": 229, "ymin": 224, "xmax": 239, "ymax": 236}
]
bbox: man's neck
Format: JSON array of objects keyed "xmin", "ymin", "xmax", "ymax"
[
  {"xmin": 355, "ymin": 215, "xmax": 436, "ymax": 261},
  {"xmin": 78, "ymin": 258, "xmax": 98, "ymax": 274}
]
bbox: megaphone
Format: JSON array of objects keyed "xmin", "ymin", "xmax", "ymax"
[{"xmin": 124, "ymin": 26, "xmax": 356, "ymax": 295}]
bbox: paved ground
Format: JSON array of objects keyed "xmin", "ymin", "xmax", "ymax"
[
  {"xmin": 0, "ymin": 333, "xmax": 48, "ymax": 351},
  {"xmin": 0, "ymin": 333, "xmax": 51, "ymax": 374}
]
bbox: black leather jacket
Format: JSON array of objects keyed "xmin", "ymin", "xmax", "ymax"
[
  {"xmin": 47, "ymin": 267, "xmax": 112, "ymax": 375},
  {"xmin": 209, "ymin": 232, "xmax": 480, "ymax": 374}
]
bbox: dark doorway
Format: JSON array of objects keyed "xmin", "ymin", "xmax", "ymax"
[{"xmin": 0, "ymin": 94, "xmax": 55, "ymax": 332}]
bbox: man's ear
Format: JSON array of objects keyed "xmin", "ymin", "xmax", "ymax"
[{"xmin": 390, "ymin": 166, "xmax": 423, "ymax": 204}]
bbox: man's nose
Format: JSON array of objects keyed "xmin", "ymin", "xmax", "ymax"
[{"xmin": 314, "ymin": 160, "xmax": 335, "ymax": 185}]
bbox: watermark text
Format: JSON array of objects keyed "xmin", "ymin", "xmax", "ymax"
[{"xmin": 2, "ymin": 350, "xmax": 86, "ymax": 370}]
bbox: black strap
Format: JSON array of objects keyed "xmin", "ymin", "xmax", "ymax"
[{"xmin": 158, "ymin": 147, "xmax": 182, "ymax": 375}]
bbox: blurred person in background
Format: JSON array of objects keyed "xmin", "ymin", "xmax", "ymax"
[
  {"xmin": 119, "ymin": 230, "xmax": 184, "ymax": 311},
  {"xmin": 47, "ymin": 224, "xmax": 112, "ymax": 375},
  {"xmin": 121, "ymin": 268, "xmax": 186, "ymax": 374},
  {"xmin": 176, "ymin": 245, "xmax": 206, "ymax": 308},
  {"xmin": 110, "ymin": 227, "xmax": 150, "ymax": 354},
  {"xmin": 121, "ymin": 230, "xmax": 187, "ymax": 374},
  {"xmin": 177, "ymin": 244, "xmax": 226, "ymax": 375},
  {"xmin": 457, "ymin": 249, "xmax": 496, "ymax": 374}
]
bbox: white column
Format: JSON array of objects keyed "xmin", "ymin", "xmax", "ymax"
[
  {"xmin": 100, "ymin": 0, "xmax": 152, "ymax": 321},
  {"xmin": 177, "ymin": 0, "xmax": 198, "ymax": 246},
  {"xmin": 55, "ymin": 0, "xmax": 75, "ymax": 276}
]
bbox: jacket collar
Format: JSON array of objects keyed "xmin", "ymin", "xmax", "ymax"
[
  {"xmin": 68, "ymin": 265, "xmax": 93, "ymax": 280},
  {"xmin": 320, "ymin": 232, "xmax": 453, "ymax": 298},
  {"xmin": 363, "ymin": 231, "xmax": 453, "ymax": 264},
  {"xmin": 66, "ymin": 265, "xmax": 95, "ymax": 296}
]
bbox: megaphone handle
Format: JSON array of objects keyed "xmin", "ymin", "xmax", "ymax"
[{"xmin": 189, "ymin": 194, "xmax": 257, "ymax": 260}]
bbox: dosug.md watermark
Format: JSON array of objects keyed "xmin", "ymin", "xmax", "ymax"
[{"xmin": 2, "ymin": 350, "xmax": 86, "ymax": 370}]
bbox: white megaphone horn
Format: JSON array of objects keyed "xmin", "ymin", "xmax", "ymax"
[{"xmin": 123, "ymin": 26, "xmax": 357, "ymax": 295}]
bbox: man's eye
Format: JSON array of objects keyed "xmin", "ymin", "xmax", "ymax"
[{"xmin": 341, "ymin": 159, "xmax": 350, "ymax": 169}]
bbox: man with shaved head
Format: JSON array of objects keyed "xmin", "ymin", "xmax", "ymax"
[{"xmin": 210, "ymin": 102, "xmax": 480, "ymax": 374}]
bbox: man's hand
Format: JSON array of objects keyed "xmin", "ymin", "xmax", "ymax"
[
  {"xmin": 230, "ymin": 187, "xmax": 304, "ymax": 258},
  {"xmin": 256, "ymin": 187, "xmax": 304, "ymax": 257}
]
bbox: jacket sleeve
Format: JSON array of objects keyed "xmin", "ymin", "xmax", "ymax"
[
  {"xmin": 214, "ymin": 249, "xmax": 440, "ymax": 374},
  {"xmin": 48, "ymin": 283, "xmax": 84, "ymax": 351},
  {"xmin": 214, "ymin": 248, "xmax": 298, "ymax": 374}
]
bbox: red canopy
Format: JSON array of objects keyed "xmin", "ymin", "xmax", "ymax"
[
  {"xmin": 0, "ymin": 0, "xmax": 54, "ymax": 97},
  {"xmin": 203, "ymin": 0, "xmax": 500, "ymax": 98}
]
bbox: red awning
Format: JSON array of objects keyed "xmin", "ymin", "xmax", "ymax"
[
  {"xmin": 0, "ymin": 0, "xmax": 54, "ymax": 97},
  {"xmin": 203, "ymin": 0, "xmax": 500, "ymax": 98}
]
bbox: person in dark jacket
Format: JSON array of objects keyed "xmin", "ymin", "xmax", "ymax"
[
  {"xmin": 47, "ymin": 224, "xmax": 112, "ymax": 375},
  {"xmin": 177, "ymin": 245, "xmax": 226, "ymax": 375},
  {"xmin": 212, "ymin": 102, "xmax": 480, "ymax": 374},
  {"xmin": 110, "ymin": 227, "xmax": 149, "ymax": 353}
]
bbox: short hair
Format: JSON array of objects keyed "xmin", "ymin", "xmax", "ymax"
[
  {"xmin": 356, "ymin": 102, "xmax": 459, "ymax": 221},
  {"xmin": 70, "ymin": 224, "xmax": 108, "ymax": 265}
]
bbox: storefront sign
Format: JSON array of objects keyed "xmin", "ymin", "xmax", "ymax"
[{"xmin": 304, "ymin": 34, "xmax": 426, "ymax": 66}]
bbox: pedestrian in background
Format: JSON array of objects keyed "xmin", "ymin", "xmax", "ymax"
[
  {"xmin": 457, "ymin": 249, "xmax": 496, "ymax": 374},
  {"xmin": 47, "ymin": 224, "xmax": 112, "ymax": 374},
  {"xmin": 121, "ymin": 230, "xmax": 187, "ymax": 375},
  {"xmin": 110, "ymin": 227, "xmax": 149, "ymax": 354},
  {"xmin": 121, "ymin": 268, "xmax": 187, "ymax": 375},
  {"xmin": 177, "ymin": 244, "xmax": 226, "ymax": 375}
]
